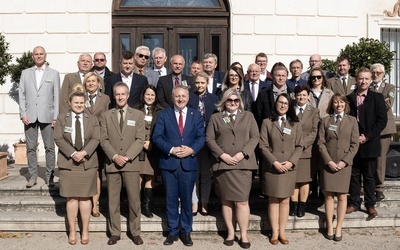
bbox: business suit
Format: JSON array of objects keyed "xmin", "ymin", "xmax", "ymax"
[
  {"xmin": 327, "ymin": 75, "xmax": 356, "ymax": 95},
  {"xmin": 244, "ymin": 80, "xmax": 271, "ymax": 101},
  {"xmin": 347, "ymin": 89, "xmax": 387, "ymax": 210},
  {"xmin": 259, "ymin": 118, "xmax": 303, "ymax": 198},
  {"xmin": 105, "ymin": 72, "xmax": 148, "ymax": 109},
  {"xmin": 134, "ymin": 68, "xmax": 159, "ymax": 87},
  {"xmin": 370, "ymin": 82, "xmax": 397, "ymax": 193},
  {"xmin": 54, "ymin": 112, "xmax": 100, "ymax": 197},
  {"xmin": 152, "ymin": 106, "xmax": 205, "ymax": 237},
  {"xmin": 157, "ymin": 74, "xmax": 194, "ymax": 108},
  {"xmin": 209, "ymin": 70, "xmax": 225, "ymax": 96},
  {"xmin": 318, "ymin": 114, "xmax": 359, "ymax": 193},
  {"xmin": 18, "ymin": 65, "xmax": 60, "ymax": 182},
  {"xmin": 91, "ymin": 66, "xmax": 115, "ymax": 82},
  {"xmin": 308, "ymin": 88, "xmax": 334, "ymax": 119},
  {"xmin": 100, "ymin": 107, "xmax": 145, "ymax": 237}
]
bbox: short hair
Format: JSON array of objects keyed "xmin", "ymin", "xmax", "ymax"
[
  {"xmin": 255, "ymin": 52, "xmax": 268, "ymax": 62},
  {"xmin": 171, "ymin": 85, "xmax": 190, "ymax": 99},
  {"xmin": 194, "ymin": 71, "xmax": 209, "ymax": 84},
  {"xmin": 336, "ymin": 56, "xmax": 350, "ymax": 65},
  {"xmin": 113, "ymin": 82, "xmax": 130, "ymax": 94},
  {"xmin": 121, "ymin": 51, "xmax": 134, "ymax": 60},
  {"xmin": 294, "ymin": 84, "xmax": 310, "ymax": 95},
  {"xmin": 135, "ymin": 45, "xmax": 150, "ymax": 54},
  {"xmin": 271, "ymin": 62, "xmax": 288, "ymax": 76},
  {"xmin": 356, "ymin": 67, "xmax": 371, "ymax": 79},
  {"xmin": 221, "ymin": 65, "xmax": 245, "ymax": 92},
  {"xmin": 192, "ymin": 60, "xmax": 202, "ymax": 65},
  {"xmin": 33, "ymin": 46, "xmax": 46, "ymax": 54},
  {"xmin": 152, "ymin": 47, "xmax": 166, "ymax": 58},
  {"xmin": 326, "ymin": 93, "xmax": 350, "ymax": 115},
  {"xmin": 215, "ymin": 88, "xmax": 244, "ymax": 113},
  {"xmin": 271, "ymin": 93, "xmax": 299, "ymax": 124},
  {"xmin": 289, "ymin": 59, "xmax": 303, "ymax": 69},
  {"xmin": 247, "ymin": 63, "xmax": 261, "ymax": 72},
  {"xmin": 170, "ymin": 54, "xmax": 185, "ymax": 65},
  {"xmin": 307, "ymin": 67, "xmax": 328, "ymax": 88},
  {"xmin": 69, "ymin": 83, "xmax": 85, "ymax": 102},
  {"xmin": 79, "ymin": 53, "xmax": 92, "ymax": 60},
  {"xmin": 93, "ymin": 52, "xmax": 106, "ymax": 60},
  {"xmin": 203, "ymin": 53, "xmax": 218, "ymax": 63},
  {"xmin": 370, "ymin": 63, "xmax": 385, "ymax": 75}
]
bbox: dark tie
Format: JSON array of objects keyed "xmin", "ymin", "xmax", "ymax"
[
  {"xmin": 139, "ymin": 69, "xmax": 144, "ymax": 75},
  {"xmin": 298, "ymin": 107, "xmax": 303, "ymax": 120},
  {"xmin": 342, "ymin": 77, "xmax": 347, "ymax": 90},
  {"xmin": 75, "ymin": 115, "xmax": 82, "ymax": 150},
  {"xmin": 119, "ymin": 109, "xmax": 124, "ymax": 132},
  {"xmin": 336, "ymin": 114, "xmax": 341, "ymax": 124},
  {"xmin": 280, "ymin": 117, "xmax": 286, "ymax": 131},
  {"xmin": 178, "ymin": 110, "xmax": 184, "ymax": 136},
  {"xmin": 229, "ymin": 113, "xmax": 235, "ymax": 126},
  {"xmin": 175, "ymin": 76, "xmax": 180, "ymax": 87},
  {"xmin": 158, "ymin": 70, "xmax": 162, "ymax": 76},
  {"xmin": 89, "ymin": 94, "xmax": 96, "ymax": 106}
]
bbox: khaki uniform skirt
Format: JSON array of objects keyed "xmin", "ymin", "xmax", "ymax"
[
  {"xmin": 59, "ymin": 165, "xmax": 97, "ymax": 198},
  {"xmin": 214, "ymin": 169, "xmax": 252, "ymax": 202}
]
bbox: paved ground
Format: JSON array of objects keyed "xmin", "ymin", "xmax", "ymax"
[{"xmin": 1, "ymin": 229, "xmax": 399, "ymax": 250}]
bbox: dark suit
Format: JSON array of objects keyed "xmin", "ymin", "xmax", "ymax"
[
  {"xmin": 209, "ymin": 71, "xmax": 225, "ymax": 96},
  {"xmin": 286, "ymin": 78, "xmax": 307, "ymax": 90},
  {"xmin": 152, "ymin": 107, "xmax": 205, "ymax": 237},
  {"xmin": 156, "ymin": 74, "xmax": 194, "ymax": 108},
  {"xmin": 346, "ymin": 89, "xmax": 387, "ymax": 210},
  {"xmin": 100, "ymin": 107, "xmax": 145, "ymax": 237},
  {"xmin": 105, "ymin": 72, "xmax": 148, "ymax": 109},
  {"xmin": 244, "ymin": 80, "xmax": 271, "ymax": 101}
]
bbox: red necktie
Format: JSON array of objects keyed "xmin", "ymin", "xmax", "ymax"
[
  {"xmin": 178, "ymin": 110, "xmax": 184, "ymax": 136},
  {"xmin": 175, "ymin": 76, "xmax": 180, "ymax": 87}
]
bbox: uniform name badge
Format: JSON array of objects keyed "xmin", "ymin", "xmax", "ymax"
[
  {"xmin": 127, "ymin": 120, "xmax": 136, "ymax": 126},
  {"xmin": 283, "ymin": 128, "xmax": 291, "ymax": 135},
  {"xmin": 351, "ymin": 84, "xmax": 357, "ymax": 90},
  {"xmin": 329, "ymin": 124, "xmax": 338, "ymax": 131},
  {"xmin": 85, "ymin": 100, "xmax": 91, "ymax": 108},
  {"xmin": 144, "ymin": 115, "xmax": 153, "ymax": 122},
  {"xmin": 64, "ymin": 126, "xmax": 73, "ymax": 133}
]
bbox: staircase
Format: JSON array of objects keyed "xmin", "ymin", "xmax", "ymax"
[{"xmin": 0, "ymin": 164, "xmax": 399, "ymax": 232}]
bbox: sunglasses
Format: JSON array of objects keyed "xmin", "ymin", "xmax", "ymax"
[
  {"xmin": 310, "ymin": 75, "xmax": 322, "ymax": 80},
  {"xmin": 226, "ymin": 98, "xmax": 240, "ymax": 104},
  {"xmin": 94, "ymin": 58, "xmax": 105, "ymax": 62},
  {"xmin": 372, "ymin": 71, "xmax": 383, "ymax": 76},
  {"xmin": 137, "ymin": 53, "xmax": 149, "ymax": 60}
]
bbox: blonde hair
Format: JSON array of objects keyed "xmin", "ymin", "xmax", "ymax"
[
  {"xmin": 215, "ymin": 88, "xmax": 244, "ymax": 112},
  {"xmin": 69, "ymin": 83, "xmax": 86, "ymax": 102}
]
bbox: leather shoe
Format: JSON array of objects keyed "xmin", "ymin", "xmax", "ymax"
[
  {"xmin": 163, "ymin": 235, "xmax": 178, "ymax": 245},
  {"xmin": 334, "ymin": 235, "xmax": 342, "ymax": 242},
  {"xmin": 26, "ymin": 179, "xmax": 37, "ymax": 188},
  {"xmin": 192, "ymin": 212, "xmax": 198, "ymax": 216},
  {"xmin": 107, "ymin": 235, "xmax": 120, "ymax": 245},
  {"xmin": 346, "ymin": 206, "xmax": 357, "ymax": 214},
  {"xmin": 238, "ymin": 239, "xmax": 251, "ymax": 249},
  {"xmin": 278, "ymin": 236, "xmax": 289, "ymax": 245},
  {"xmin": 269, "ymin": 238, "xmax": 279, "ymax": 245},
  {"xmin": 325, "ymin": 234, "xmax": 334, "ymax": 240},
  {"xmin": 180, "ymin": 234, "xmax": 193, "ymax": 247},
  {"xmin": 91, "ymin": 211, "xmax": 100, "ymax": 217},
  {"xmin": 223, "ymin": 239, "xmax": 234, "ymax": 246},
  {"xmin": 68, "ymin": 238, "xmax": 77, "ymax": 245},
  {"xmin": 81, "ymin": 238, "xmax": 89, "ymax": 245},
  {"xmin": 367, "ymin": 207, "xmax": 378, "ymax": 220},
  {"xmin": 132, "ymin": 235, "xmax": 144, "ymax": 245},
  {"xmin": 376, "ymin": 191, "xmax": 385, "ymax": 201}
]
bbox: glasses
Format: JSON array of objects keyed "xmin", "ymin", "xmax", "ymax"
[
  {"xmin": 310, "ymin": 75, "xmax": 322, "ymax": 80},
  {"xmin": 94, "ymin": 58, "xmax": 105, "ymax": 62},
  {"xmin": 226, "ymin": 98, "xmax": 240, "ymax": 104},
  {"xmin": 137, "ymin": 53, "xmax": 149, "ymax": 60},
  {"xmin": 276, "ymin": 101, "xmax": 289, "ymax": 106},
  {"xmin": 372, "ymin": 71, "xmax": 383, "ymax": 76},
  {"xmin": 229, "ymin": 74, "xmax": 239, "ymax": 79}
]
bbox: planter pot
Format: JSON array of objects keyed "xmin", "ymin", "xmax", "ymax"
[
  {"xmin": 0, "ymin": 152, "xmax": 8, "ymax": 180},
  {"xmin": 13, "ymin": 143, "xmax": 38, "ymax": 165}
]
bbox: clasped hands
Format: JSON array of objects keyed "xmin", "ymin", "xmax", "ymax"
[
  {"xmin": 327, "ymin": 160, "xmax": 346, "ymax": 172},
  {"xmin": 114, "ymin": 155, "xmax": 130, "ymax": 167},
  {"xmin": 273, "ymin": 161, "xmax": 293, "ymax": 173},
  {"xmin": 172, "ymin": 145, "xmax": 194, "ymax": 158},
  {"xmin": 220, "ymin": 152, "xmax": 244, "ymax": 166},
  {"xmin": 72, "ymin": 150, "xmax": 88, "ymax": 163}
]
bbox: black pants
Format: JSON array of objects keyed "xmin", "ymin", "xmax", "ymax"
[{"xmin": 348, "ymin": 154, "xmax": 377, "ymax": 210}]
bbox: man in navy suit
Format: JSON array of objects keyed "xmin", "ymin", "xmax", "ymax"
[
  {"xmin": 202, "ymin": 53, "xmax": 225, "ymax": 96},
  {"xmin": 244, "ymin": 63, "xmax": 270, "ymax": 102},
  {"xmin": 105, "ymin": 51, "xmax": 148, "ymax": 109},
  {"xmin": 152, "ymin": 86, "xmax": 205, "ymax": 246}
]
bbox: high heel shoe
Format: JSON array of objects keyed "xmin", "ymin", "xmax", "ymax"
[
  {"xmin": 81, "ymin": 238, "xmax": 89, "ymax": 245},
  {"xmin": 68, "ymin": 233, "xmax": 77, "ymax": 245},
  {"xmin": 278, "ymin": 236, "xmax": 289, "ymax": 245},
  {"xmin": 269, "ymin": 238, "xmax": 279, "ymax": 245}
]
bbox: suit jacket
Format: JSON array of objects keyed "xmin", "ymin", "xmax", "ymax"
[
  {"xmin": 244, "ymin": 80, "xmax": 271, "ymax": 101},
  {"xmin": 308, "ymin": 88, "xmax": 334, "ymax": 119},
  {"xmin": 60, "ymin": 72, "xmax": 83, "ymax": 115},
  {"xmin": 286, "ymin": 78, "xmax": 307, "ymax": 90},
  {"xmin": 371, "ymin": 82, "xmax": 397, "ymax": 135},
  {"xmin": 298, "ymin": 105, "xmax": 320, "ymax": 158},
  {"xmin": 206, "ymin": 111, "xmax": 260, "ymax": 171},
  {"xmin": 318, "ymin": 114, "xmax": 359, "ymax": 166},
  {"xmin": 156, "ymin": 74, "xmax": 194, "ymax": 108},
  {"xmin": 104, "ymin": 72, "xmax": 149, "ymax": 109},
  {"xmin": 255, "ymin": 84, "xmax": 294, "ymax": 126},
  {"xmin": 83, "ymin": 91, "xmax": 110, "ymax": 121},
  {"xmin": 327, "ymin": 75, "xmax": 356, "ymax": 95},
  {"xmin": 187, "ymin": 92, "xmax": 219, "ymax": 126},
  {"xmin": 100, "ymin": 107, "xmax": 145, "ymax": 172},
  {"xmin": 259, "ymin": 118, "xmax": 303, "ymax": 168},
  {"xmin": 19, "ymin": 65, "xmax": 60, "ymax": 123},
  {"xmin": 134, "ymin": 68, "xmax": 159, "ymax": 87},
  {"xmin": 54, "ymin": 112, "xmax": 100, "ymax": 170},
  {"xmin": 347, "ymin": 89, "xmax": 387, "ymax": 158},
  {"xmin": 152, "ymin": 106, "xmax": 205, "ymax": 171},
  {"xmin": 210, "ymin": 70, "xmax": 226, "ymax": 96}
]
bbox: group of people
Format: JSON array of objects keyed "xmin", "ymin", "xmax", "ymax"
[{"xmin": 18, "ymin": 45, "xmax": 395, "ymax": 248}]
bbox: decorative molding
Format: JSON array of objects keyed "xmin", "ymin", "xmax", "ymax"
[{"xmin": 384, "ymin": 0, "xmax": 400, "ymax": 17}]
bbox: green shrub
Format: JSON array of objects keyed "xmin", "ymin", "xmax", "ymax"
[
  {"xmin": 10, "ymin": 51, "xmax": 34, "ymax": 85},
  {"xmin": 0, "ymin": 34, "xmax": 12, "ymax": 85}
]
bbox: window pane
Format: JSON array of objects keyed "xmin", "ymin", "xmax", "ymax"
[
  {"xmin": 143, "ymin": 34, "xmax": 163, "ymax": 68},
  {"xmin": 121, "ymin": 34, "xmax": 130, "ymax": 52},
  {"xmin": 212, "ymin": 35, "xmax": 220, "ymax": 71},
  {"xmin": 121, "ymin": 0, "xmax": 220, "ymax": 7},
  {"xmin": 179, "ymin": 35, "xmax": 198, "ymax": 75}
]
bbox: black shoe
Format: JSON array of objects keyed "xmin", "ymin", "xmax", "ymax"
[
  {"xmin": 180, "ymin": 233, "xmax": 193, "ymax": 247},
  {"xmin": 142, "ymin": 188, "xmax": 153, "ymax": 218},
  {"xmin": 238, "ymin": 239, "xmax": 251, "ymax": 249},
  {"xmin": 46, "ymin": 177, "xmax": 55, "ymax": 187},
  {"xmin": 289, "ymin": 201, "xmax": 298, "ymax": 216},
  {"xmin": 199, "ymin": 211, "xmax": 209, "ymax": 216},
  {"xmin": 375, "ymin": 191, "xmax": 385, "ymax": 201},
  {"xmin": 107, "ymin": 235, "xmax": 120, "ymax": 245},
  {"xmin": 297, "ymin": 202, "xmax": 306, "ymax": 217},
  {"xmin": 334, "ymin": 235, "xmax": 342, "ymax": 241},
  {"xmin": 163, "ymin": 235, "xmax": 178, "ymax": 246},
  {"xmin": 223, "ymin": 239, "xmax": 234, "ymax": 246}
]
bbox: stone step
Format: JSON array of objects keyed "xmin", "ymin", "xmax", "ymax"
[{"xmin": 0, "ymin": 206, "xmax": 399, "ymax": 232}]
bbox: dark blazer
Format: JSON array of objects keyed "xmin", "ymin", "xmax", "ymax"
[
  {"xmin": 243, "ymin": 80, "xmax": 271, "ymax": 101},
  {"xmin": 156, "ymin": 74, "xmax": 194, "ymax": 108},
  {"xmin": 152, "ymin": 106, "xmax": 205, "ymax": 171},
  {"xmin": 90, "ymin": 66, "xmax": 115, "ymax": 82},
  {"xmin": 346, "ymin": 89, "xmax": 387, "ymax": 158},
  {"xmin": 255, "ymin": 84, "xmax": 294, "ymax": 126},
  {"xmin": 187, "ymin": 92, "xmax": 219, "ymax": 126},
  {"xmin": 104, "ymin": 72, "xmax": 149, "ymax": 109},
  {"xmin": 210, "ymin": 71, "xmax": 226, "ymax": 96}
]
